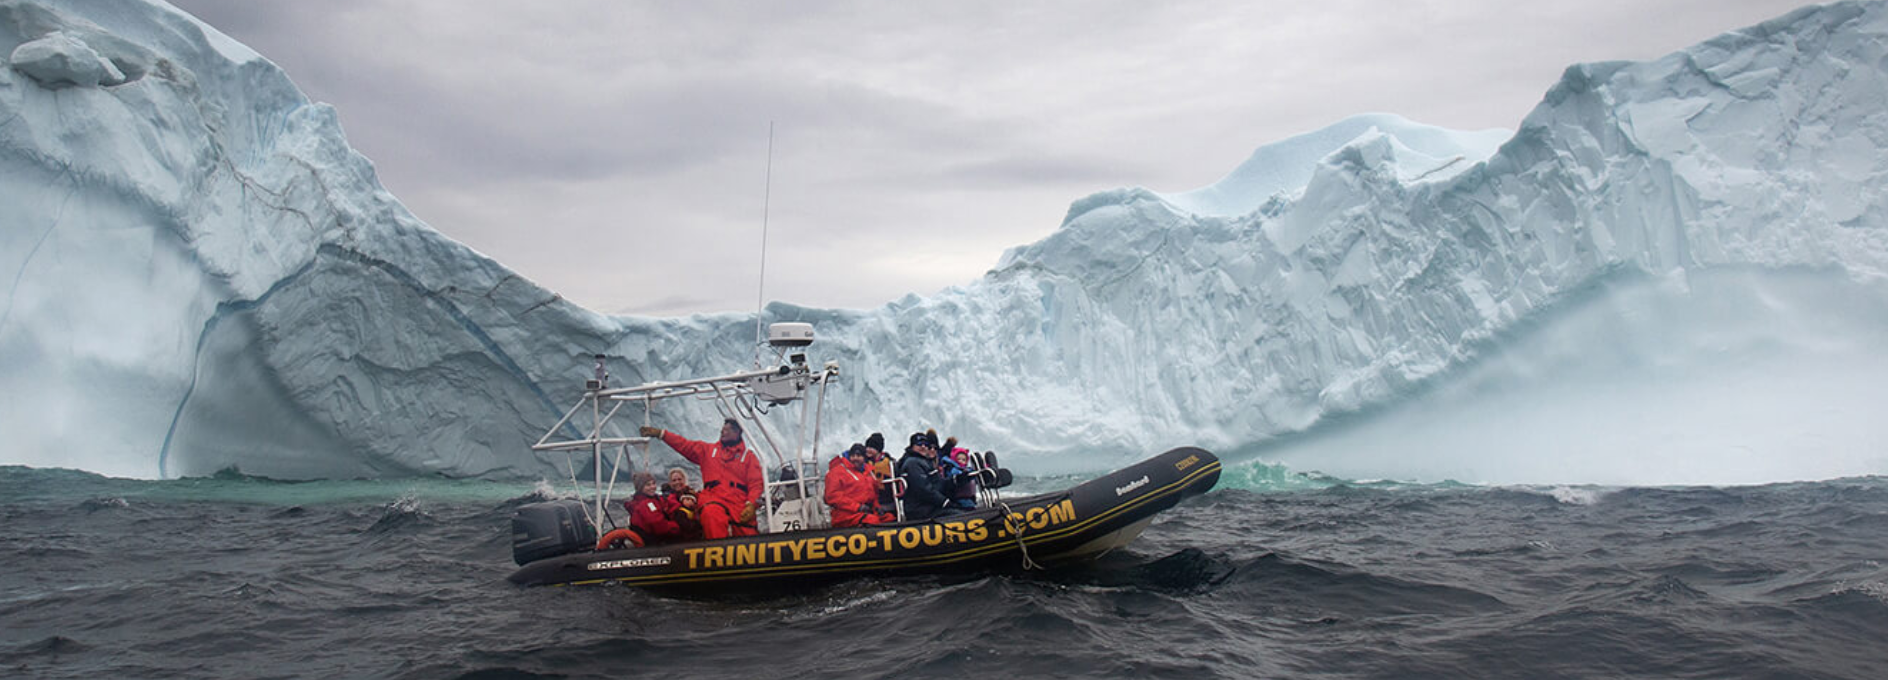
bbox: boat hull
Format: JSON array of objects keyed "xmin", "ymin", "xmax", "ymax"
[{"xmin": 507, "ymin": 446, "xmax": 1221, "ymax": 590}]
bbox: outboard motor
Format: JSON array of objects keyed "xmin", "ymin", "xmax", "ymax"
[{"xmin": 510, "ymin": 500, "xmax": 597, "ymax": 566}]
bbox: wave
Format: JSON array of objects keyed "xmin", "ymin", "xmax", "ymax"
[{"xmin": 0, "ymin": 464, "xmax": 549, "ymax": 506}]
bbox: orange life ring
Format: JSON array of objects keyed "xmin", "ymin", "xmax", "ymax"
[{"xmin": 596, "ymin": 528, "xmax": 644, "ymax": 550}]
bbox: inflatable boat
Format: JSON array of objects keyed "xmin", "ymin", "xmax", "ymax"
[
  {"xmin": 507, "ymin": 323, "xmax": 1219, "ymax": 591},
  {"xmin": 510, "ymin": 445, "xmax": 1219, "ymax": 589}
]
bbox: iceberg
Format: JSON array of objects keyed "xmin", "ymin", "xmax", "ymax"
[{"xmin": 2, "ymin": 0, "xmax": 1886, "ymax": 483}]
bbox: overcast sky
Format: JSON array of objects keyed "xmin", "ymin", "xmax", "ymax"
[{"xmin": 167, "ymin": 0, "xmax": 1809, "ymax": 317}]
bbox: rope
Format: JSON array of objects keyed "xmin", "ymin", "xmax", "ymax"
[
  {"xmin": 752, "ymin": 121, "xmax": 775, "ymax": 369},
  {"xmin": 562, "ymin": 450, "xmax": 599, "ymax": 530},
  {"xmin": 640, "ymin": 396, "xmax": 657, "ymax": 473},
  {"xmin": 601, "ymin": 444, "xmax": 628, "ymax": 519},
  {"xmin": 997, "ymin": 501, "xmax": 1043, "ymax": 571}
]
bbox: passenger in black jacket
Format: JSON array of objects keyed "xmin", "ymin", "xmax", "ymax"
[{"xmin": 897, "ymin": 431, "xmax": 951, "ymax": 521}]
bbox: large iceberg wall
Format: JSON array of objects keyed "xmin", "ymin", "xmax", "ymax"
[
  {"xmin": 0, "ymin": 0, "xmax": 631, "ymax": 479},
  {"xmin": 3, "ymin": 0, "xmax": 1886, "ymax": 480},
  {"xmin": 888, "ymin": 1, "xmax": 1888, "ymax": 475}
]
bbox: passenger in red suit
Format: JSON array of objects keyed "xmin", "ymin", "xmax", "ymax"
[
  {"xmin": 624, "ymin": 472, "xmax": 683, "ymax": 545},
  {"xmin": 825, "ymin": 443, "xmax": 893, "ymax": 528},
  {"xmin": 641, "ymin": 419, "xmax": 764, "ymax": 539}
]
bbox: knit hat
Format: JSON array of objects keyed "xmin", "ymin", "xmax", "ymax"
[
  {"xmin": 865, "ymin": 432, "xmax": 885, "ymax": 451},
  {"xmin": 632, "ymin": 471, "xmax": 656, "ymax": 490}
]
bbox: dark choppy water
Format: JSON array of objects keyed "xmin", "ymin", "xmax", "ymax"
[{"xmin": 3, "ymin": 464, "xmax": 1886, "ymax": 679}]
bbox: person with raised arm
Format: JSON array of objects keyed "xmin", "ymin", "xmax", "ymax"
[{"xmin": 640, "ymin": 418, "xmax": 764, "ymax": 539}]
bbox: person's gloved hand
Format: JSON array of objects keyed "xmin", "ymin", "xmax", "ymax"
[
  {"xmin": 739, "ymin": 503, "xmax": 757, "ymax": 523},
  {"xmin": 639, "ymin": 426, "xmax": 662, "ymax": 438}
]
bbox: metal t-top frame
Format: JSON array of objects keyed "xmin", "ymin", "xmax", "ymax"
[{"xmin": 531, "ymin": 352, "xmax": 840, "ymax": 537}]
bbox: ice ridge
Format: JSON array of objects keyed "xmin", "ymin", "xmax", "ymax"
[{"xmin": 2, "ymin": 0, "xmax": 1886, "ymax": 481}]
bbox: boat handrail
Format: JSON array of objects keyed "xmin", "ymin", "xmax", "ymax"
[
  {"xmin": 531, "ymin": 436, "xmax": 647, "ymax": 452},
  {"xmin": 596, "ymin": 366, "xmax": 796, "ymax": 402}
]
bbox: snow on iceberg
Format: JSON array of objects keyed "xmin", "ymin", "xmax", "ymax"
[
  {"xmin": 10, "ymin": 30, "xmax": 127, "ymax": 88},
  {"xmin": 3, "ymin": 0, "xmax": 1886, "ymax": 482},
  {"xmin": 1157, "ymin": 112, "xmax": 1512, "ymax": 219}
]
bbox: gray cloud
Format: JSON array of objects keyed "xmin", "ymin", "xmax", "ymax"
[{"xmin": 167, "ymin": 0, "xmax": 1810, "ymax": 314}]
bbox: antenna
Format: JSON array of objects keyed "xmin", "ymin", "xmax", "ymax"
[{"xmin": 753, "ymin": 122, "xmax": 774, "ymax": 368}]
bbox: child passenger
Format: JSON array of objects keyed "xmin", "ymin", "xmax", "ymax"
[{"xmin": 940, "ymin": 447, "xmax": 980, "ymax": 511}]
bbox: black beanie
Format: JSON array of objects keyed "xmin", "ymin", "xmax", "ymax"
[{"xmin": 866, "ymin": 432, "xmax": 885, "ymax": 451}]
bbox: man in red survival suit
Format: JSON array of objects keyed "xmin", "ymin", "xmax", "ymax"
[
  {"xmin": 825, "ymin": 443, "xmax": 894, "ymax": 528},
  {"xmin": 640, "ymin": 419, "xmax": 764, "ymax": 539}
]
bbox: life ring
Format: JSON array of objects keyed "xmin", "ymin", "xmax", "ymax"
[{"xmin": 596, "ymin": 528, "xmax": 644, "ymax": 550}]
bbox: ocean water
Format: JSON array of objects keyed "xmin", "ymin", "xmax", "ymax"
[{"xmin": 3, "ymin": 463, "xmax": 1886, "ymax": 679}]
